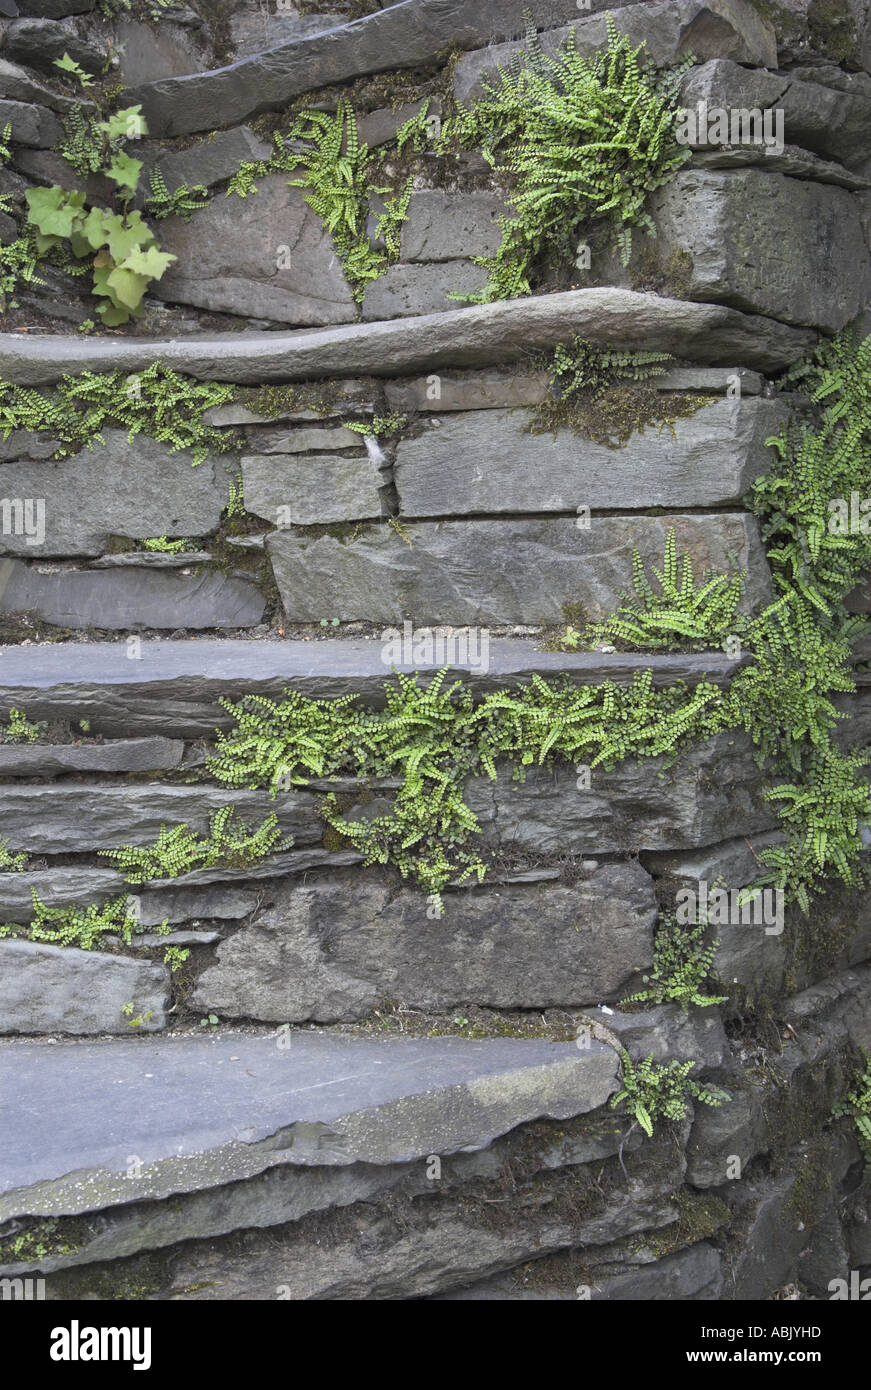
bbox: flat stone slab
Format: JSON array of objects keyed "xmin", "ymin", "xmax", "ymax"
[
  {"xmin": 395, "ymin": 399, "xmax": 791, "ymax": 514},
  {"xmin": 0, "ymin": 560, "xmax": 265, "ymax": 631},
  {"xmin": 242, "ymin": 450, "xmax": 384, "ymax": 525},
  {"xmin": 0, "ymin": 431, "xmax": 234, "ymax": 558},
  {"xmin": 0, "ymin": 940, "xmax": 168, "ymax": 1036},
  {"xmin": 0, "ymin": 290, "xmax": 816, "ymax": 385},
  {"xmin": 126, "ymin": 0, "xmax": 705, "ymax": 138},
  {"xmin": 0, "ymin": 638, "xmax": 748, "ymax": 738},
  {"xmin": 0, "ymin": 736, "xmax": 183, "ymax": 777},
  {"xmin": 0, "ymin": 1032, "xmax": 619, "ymax": 1218},
  {"xmin": 155, "ymin": 174, "xmax": 356, "ymax": 326},
  {"xmin": 190, "ymin": 863, "xmax": 657, "ymax": 1021},
  {"xmin": 0, "ymin": 783, "xmax": 321, "ymax": 854},
  {"xmin": 398, "ymin": 191, "xmax": 506, "ymax": 261},
  {"xmin": 361, "ymin": 261, "xmax": 490, "ymax": 321},
  {"xmin": 608, "ymin": 168, "xmax": 871, "ymax": 334},
  {"xmin": 267, "ymin": 514, "xmax": 773, "ymax": 624}
]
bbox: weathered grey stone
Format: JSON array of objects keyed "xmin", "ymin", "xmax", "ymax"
[
  {"xmin": 0, "ymin": 56, "xmax": 91, "ymax": 111},
  {"xmin": 0, "ymin": 867, "xmax": 126, "ymax": 921},
  {"xmin": 0, "ymin": 639, "xmax": 745, "ymax": 739},
  {"xmin": 0, "ymin": 783, "xmax": 318, "ymax": 854},
  {"xmin": 203, "ymin": 381, "xmax": 377, "ymax": 427},
  {"xmin": 131, "ymin": 886, "xmax": 258, "ymax": 929},
  {"xmin": 466, "ymin": 730, "xmax": 777, "ymax": 854},
  {"xmin": 137, "ymin": 125, "xmax": 272, "ymax": 200},
  {"xmin": 603, "ymin": 168, "xmax": 871, "ymax": 334},
  {"xmin": 386, "ymin": 366, "xmax": 764, "ymax": 415},
  {"xmin": 433, "ymin": 1242, "xmax": 724, "ymax": 1300},
  {"xmin": 395, "ymin": 399, "xmax": 791, "ymax": 515},
  {"xmin": 385, "ymin": 371, "xmax": 551, "ymax": 414},
  {"xmin": 0, "ymin": 736, "xmax": 183, "ymax": 777},
  {"xmin": 8, "ymin": 148, "xmax": 113, "ymax": 206},
  {"xmin": 128, "ymin": 0, "xmax": 748, "ymax": 138},
  {"xmin": 0, "ymin": 431, "xmax": 235, "ymax": 557},
  {"xmin": 694, "ymin": 143, "xmax": 871, "ymax": 191},
  {"xmin": 229, "ymin": 8, "xmax": 346, "ymax": 61},
  {"xmin": 453, "ymin": 0, "xmax": 776, "ymax": 104},
  {"xmin": 361, "ymin": 262, "xmax": 489, "ymax": 321},
  {"xmin": 267, "ymin": 513, "xmax": 773, "ymax": 624},
  {"xmin": 641, "ymin": 830, "xmax": 787, "ymax": 890},
  {"xmin": 0, "ymin": 97, "xmax": 62, "ymax": 147},
  {"xmin": 242, "ymin": 424, "xmax": 362, "ymax": 452},
  {"xmin": 680, "ymin": 59, "xmax": 871, "ymax": 171},
  {"xmin": 399, "ymin": 191, "xmax": 506, "ymax": 261},
  {"xmin": 155, "ymin": 173, "xmax": 356, "ymax": 325},
  {"xmin": 114, "ymin": 14, "xmax": 208, "ymax": 89},
  {"xmin": 162, "ymin": 1122, "xmax": 685, "ymax": 1300},
  {"xmin": 3, "ymin": 17, "xmax": 105, "ymax": 73},
  {"xmin": 0, "ymin": 430, "xmax": 59, "ymax": 460},
  {"xmin": 190, "ymin": 864, "xmax": 656, "ymax": 1022},
  {"xmin": 241, "ymin": 450, "xmax": 384, "ymax": 526},
  {"xmin": 0, "ymin": 1032, "xmax": 620, "ymax": 1218},
  {"xmin": 0, "ymin": 1107, "xmax": 642, "ymax": 1278},
  {"xmin": 579, "ymin": 1003, "xmax": 728, "ymax": 1073},
  {"xmin": 87, "ymin": 552, "xmax": 213, "ymax": 570},
  {"xmin": 0, "ymin": 290, "xmax": 817, "ymax": 386},
  {"xmin": 0, "ymin": 560, "xmax": 265, "ymax": 631},
  {"xmin": 0, "ymin": 940, "xmax": 168, "ymax": 1036},
  {"xmin": 357, "ymin": 97, "xmax": 433, "ymax": 150},
  {"xmin": 16, "ymin": 0, "xmax": 96, "ymax": 15}
]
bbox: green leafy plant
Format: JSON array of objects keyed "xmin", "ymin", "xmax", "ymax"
[
  {"xmin": 833, "ymin": 1049, "xmax": 871, "ymax": 1161},
  {"xmin": 200, "ymin": 1013, "xmax": 219, "ymax": 1030},
  {"xmin": 122, "ymin": 1002, "xmax": 154, "ymax": 1028},
  {"xmin": 0, "ymin": 893, "xmax": 144, "ymax": 950},
  {"xmin": 0, "ymin": 839, "xmax": 27, "ymax": 873},
  {"xmin": 99, "ymin": 807, "xmax": 292, "ymax": 884},
  {"xmin": 441, "ymin": 18, "xmax": 692, "ymax": 301},
  {"xmin": 142, "ymin": 535, "xmax": 192, "ymax": 553},
  {"xmin": 163, "ymin": 945, "xmax": 190, "ymax": 972},
  {"xmin": 53, "ymin": 53, "xmax": 94, "ymax": 90},
  {"xmin": 0, "ymin": 364, "xmax": 235, "ymax": 464},
  {"xmin": 610, "ymin": 1051, "xmax": 730, "ymax": 1137},
  {"xmin": 145, "ymin": 167, "xmax": 210, "ymax": 222},
  {"xmin": 1, "ymin": 707, "xmax": 41, "ymax": 744},
  {"xmin": 32, "ymin": 105, "xmax": 174, "ymax": 323},
  {"xmin": 620, "ymin": 911, "xmax": 727, "ymax": 1012},
  {"xmin": 587, "ymin": 529, "xmax": 745, "ymax": 651}
]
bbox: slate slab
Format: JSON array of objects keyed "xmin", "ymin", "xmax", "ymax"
[{"xmin": 0, "ymin": 940, "xmax": 168, "ymax": 1036}]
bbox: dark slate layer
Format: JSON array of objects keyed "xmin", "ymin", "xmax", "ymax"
[
  {"xmin": 0, "ymin": 736, "xmax": 183, "ymax": 777},
  {"xmin": 127, "ymin": 0, "xmax": 774, "ymax": 139},
  {"xmin": 0, "ymin": 639, "xmax": 748, "ymax": 737},
  {"xmin": 0, "ymin": 1033, "xmax": 619, "ymax": 1218},
  {"xmin": 0, "ymin": 290, "xmax": 816, "ymax": 385}
]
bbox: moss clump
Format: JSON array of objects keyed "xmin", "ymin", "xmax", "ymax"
[
  {"xmin": 238, "ymin": 380, "xmax": 373, "ymax": 421},
  {"xmin": 808, "ymin": 0, "xmax": 859, "ymax": 61},
  {"xmin": 0, "ymin": 1215, "xmax": 90, "ymax": 1266},
  {"xmin": 529, "ymin": 384, "xmax": 715, "ymax": 449},
  {"xmin": 630, "ymin": 1190, "xmax": 732, "ymax": 1260},
  {"xmin": 630, "ymin": 246, "xmax": 694, "ymax": 300}
]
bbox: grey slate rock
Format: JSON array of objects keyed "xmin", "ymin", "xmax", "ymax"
[
  {"xmin": 0, "ymin": 290, "xmax": 817, "ymax": 385},
  {"xmin": 0, "ymin": 735, "xmax": 183, "ymax": 777},
  {"xmin": 124, "ymin": 0, "xmax": 770, "ymax": 138},
  {"xmin": 267, "ymin": 513, "xmax": 773, "ymax": 625},
  {"xmin": 385, "ymin": 371, "xmax": 551, "ymax": 414},
  {"xmin": 0, "ymin": 1032, "xmax": 620, "ymax": 1218},
  {"xmin": 0, "ymin": 639, "xmax": 746, "ymax": 739},
  {"xmin": 604, "ymin": 168, "xmax": 871, "ymax": 334},
  {"xmin": 466, "ymin": 730, "xmax": 777, "ymax": 854},
  {"xmin": 154, "ymin": 173, "xmax": 356, "ymax": 325},
  {"xmin": 580, "ymin": 1003, "xmax": 728, "ymax": 1073},
  {"xmin": 0, "ymin": 782, "xmax": 319, "ymax": 853},
  {"xmin": 398, "ymin": 191, "xmax": 506, "ymax": 261},
  {"xmin": 3, "ymin": 17, "xmax": 106, "ymax": 73},
  {"xmin": 394, "ymin": 399, "xmax": 791, "ymax": 515},
  {"xmin": 453, "ymin": 0, "xmax": 777, "ymax": 103},
  {"xmin": 241, "ymin": 449, "xmax": 384, "ymax": 526},
  {"xmin": 242, "ymin": 424, "xmax": 362, "ymax": 452},
  {"xmin": 0, "ymin": 559, "xmax": 265, "ymax": 631},
  {"xmin": 0, "ymin": 867, "xmax": 127, "ymax": 921},
  {"xmin": 0, "ymin": 97, "xmax": 62, "ymax": 147},
  {"xmin": 15, "ymin": 0, "xmax": 96, "ymax": 14},
  {"xmin": 0, "ymin": 940, "xmax": 168, "ymax": 1036},
  {"xmin": 190, "ymin": 863, "xmax": 657, "ymax": 1021},
  {"xmin": 0, "ymin": 56, "xmax": 91, "ymax": 111},
  {"xmin": 0, "ymin": 430, "xmax": 235, "ymax": 557},
  {"xmin": 361, "ymin": 261, "xmax": 490, "ymax": 321},
  {"xmin": 137, "ymin": 125, "xmax": 273, "ymax": 200},
  {"xmin": 203, "ymin": 381, "xmax": 376, "ymax": 426}
]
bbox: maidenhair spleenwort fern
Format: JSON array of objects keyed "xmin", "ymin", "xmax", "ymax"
[
  {"xmin": 833, "ymin": 1050, "xmax": 871, "ymax": 1162},
  {"xmin": 610, "ymin": 1052, "xmax": 730, "ymax": 1138},
  {"xmin": 207, "ymin": 328, "xmax": 871, "ymax": 916},
  {"xmin": 442, "ymin": 18, "xmax": 691, "ymax": 302}
]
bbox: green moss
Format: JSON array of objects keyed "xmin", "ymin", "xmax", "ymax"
[
  {"xmin": 630, "ymin": 1189, "xmax": 732, "ymax": 1259},
  {"xmin": 528, "ymin": 384, "xmax": 714, "ymax": 449},
  {"xmin": 808, "ymin": 0, "xmax": 859, "ymax": 62},
  {"xmin": 0, "ymin": 1215, "xmax": 90, "ymax": 1266},
  {"xmin": 630, "ymin": 246, "xmax": 694, "ymax": 300}
]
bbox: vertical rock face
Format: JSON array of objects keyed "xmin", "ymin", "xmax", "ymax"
[{"xmin": 0, "ymin": 0, "xmax": 868, "ymax": 1308}]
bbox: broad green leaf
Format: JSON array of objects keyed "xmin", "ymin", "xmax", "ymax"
[
  {"xmin": 25, "ymin": 185, "xmax": 82, "ymax": 239},
  {"xmin": 106, "ymin": 152, "xmax": 143, "ymax": 196},
  {"xmin": 97, "ymin": 106, "xmax": 148, "ymax": 143},
  {"xmin": 118, "ymin": 244, "xmax": 176, "ymax": 281},
  {"xmin": 106, "ymin": 264, "xmax": 150, "ymax": 310},
  {"xmin": 103, "ymin": 211, "xmax": 153, "ymax": 264}
]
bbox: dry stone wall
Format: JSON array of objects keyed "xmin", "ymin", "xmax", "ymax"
[{"xmin": 0, "ymin": 0, "xmax": 870, "ymax": 1308}]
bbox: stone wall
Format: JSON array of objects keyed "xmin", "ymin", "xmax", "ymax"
[{"xmin": 1, "ymin": 0, "xmax": 870, "ymax": 1305}]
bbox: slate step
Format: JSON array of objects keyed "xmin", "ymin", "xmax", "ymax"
[
  {"xmin": 0, "ymin": 289, "xmax": 814, "ymax": 385},
  {"xmin": 0, "ymin": 1032, "xmax": 619, "ymax": 1222},
  {"xmin": 0, "ymin": 637, "xmax": 748, "ymax": 738}
]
